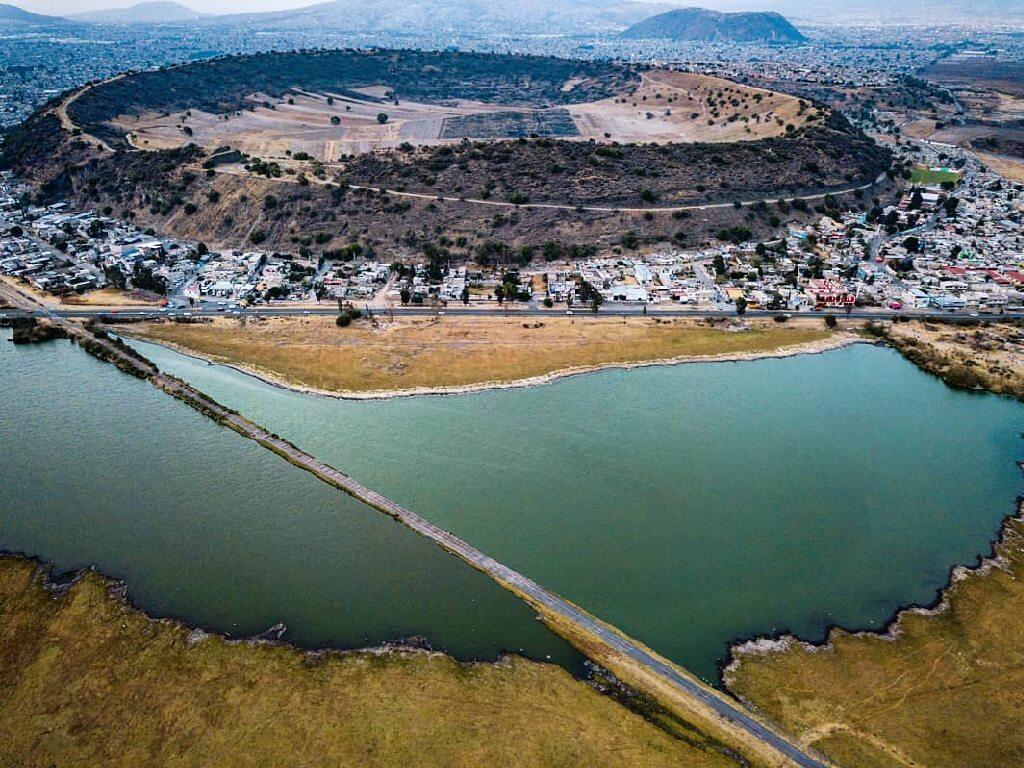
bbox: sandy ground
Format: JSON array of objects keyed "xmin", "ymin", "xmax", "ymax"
[
  {"xmin": 118, "ymin": 70, "xmax": 811, "ymax": 160},
  {"xmin": 0, "ymin": 276, "xmax": 163, "ymax": 310}
]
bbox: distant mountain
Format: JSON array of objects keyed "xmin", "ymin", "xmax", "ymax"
[
  {"xmin": 72, "ymin": 1, "xmax": 204, "ymax": 23},
  {"xmin": 621, "ymin": 7, "xmax": 805, "ymax": 44},
  {"xmin": 204, "ymin": 0, "xmax": 680, "ymax": 36},
  {"xmin": 0, "ymin": 2, "xmax": 72, "ymax": 25}
]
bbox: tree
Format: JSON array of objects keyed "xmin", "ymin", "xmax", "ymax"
[
  {"xmin": 903, "ymin": 235, "xmax": 920, "ymax": 253},
  {"xmin": 249, "ymin": 229, "xmax": 266, "ymax": 245},
  {"xmin": 735, "ymin": 296, "xmax": 748, "ymax": 316},
  {"xmin": 377, "ymin": 113, "xmax": 389, "ymax": 124},
  {"xmin": 461, "ymin": 285, "xmax": 470, "ymax": 305},
  {"xmin": 494, "ymin": 284, "xmax": 505, "ymax": 304},
  {"xmin": 399, "ymin": 287, "xmax": 411, "ymax": 306},
  {"xmin": 824, "ymin": 313, "xmax": 838, "ymax": 328},
  {"xmin": 713, "ymin": 253, "xmax": 727, "ymax": 276}
]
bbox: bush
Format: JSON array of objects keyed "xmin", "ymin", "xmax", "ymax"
[
  {"xmin": 542, "ymin": 297, "xmax": 554, "ymax": 308},
  {"xmin": 249, "ymin": 229, "xmax": 266, "ymax": 245},
  {"xmin": 335, "ymin": 314, "xmax": 352, "ymax": 327},
  {"xmin": 944, "ymin": 363, "xmax": 984, "ymax": 390},
  {"xmin": 824, "ymin": 314, "xmax": 837, "ymax": 328}
]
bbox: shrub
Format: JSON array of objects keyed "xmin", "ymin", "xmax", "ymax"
[
  {"xmin": 824, "ymin": 314, "xmax": 837, "ymax": 328},
  {"xmin": 249, "ymin": 229, "xmax": 266, "ymax": 245}
]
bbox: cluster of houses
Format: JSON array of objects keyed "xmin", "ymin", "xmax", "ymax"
[{"xmin": 2, "ymin": 134, "xmax": 1021, "ymax": 315}]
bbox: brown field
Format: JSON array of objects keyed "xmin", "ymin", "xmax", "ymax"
[
  {"xmin": 60, "ymin": 287, "xmax": 164, "ymax": 306},
  {"xmin": 0, "ymin": 556, "xmax": 734, "ymax": 768},
  {"xmin": 126, "ymin": 315, "xmax": 839, "ymax": 395},
  {"xmin": 977, "ymin": 152, "xmax": 1024, "ymax": 183},
  {"xmin": 725, "ymin": 509, "xmax": 1024, "ymax": 768},
  {"xmin": 119, "ymin": 70, "xmax": 811, "ymax": 161}
]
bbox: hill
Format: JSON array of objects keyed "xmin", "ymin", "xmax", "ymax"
[
  {"xmin": 0, "ymin": 2, "xmax": 72, "ymax": 25},
  {"xmin": 72, "ymin": 1, "xmax": 204, "ymax": 23},
  {"xmin": 621, "ymin": 8, "xmax": 805, "ymax": 44},
  {"xmin": 1, "ymin": 49, "xmax": 890, "ymax": 260}
]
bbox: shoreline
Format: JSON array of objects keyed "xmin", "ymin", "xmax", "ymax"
[
  {"xmin": 722, "ymin": 496, "xmax": 1024, "ymax": 689},
  {"xmin": 0, "ymin": 549, "xmax": 570, "ymax": 671},
  {"xmin": 120, "ymin": 329, "xmax": 864, "ymax": 401}
]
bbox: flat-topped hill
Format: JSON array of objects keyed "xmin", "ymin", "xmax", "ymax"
[
  {"xmin": 67, "ymin": 49, "xmax": 638, "ymax": 149},
  {"xmin": 2, "ymin": 49, "xmax": 890, "ymax": 258}
]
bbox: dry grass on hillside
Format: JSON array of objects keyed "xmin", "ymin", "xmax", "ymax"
[
  {"xmin": 0, "ymin": 556, "xmax": 737, "ymax": 768},
  {"xmin": 726, "ymin": 512, "xmax": 1024, "ymax": 768},
  {"xmin": 128, "ymin": 316, "xmax": 837, "ymax": 395},
  {"xmin": 118, "ymin": 69, "xmax": 813, "ymax": 160}
]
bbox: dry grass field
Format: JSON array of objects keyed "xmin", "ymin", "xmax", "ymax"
[
  {"xmin": 127, "ymin": 315, "xmax": 838, "ymax": 395},
  {"xmin": 885, "ymin": 320, "xmax": 1024, "ymax": 399},
  {"xmin": 726, "ymin": 510, "xmax": 1024, "ymax": 768},
  {"xmin": 977, "ymin": 152, "xmax": 1024, "ymax": 183},
  {"xmin": 119, "ymin": 70, "xmax": 812, "ymax": 161},
  {"xmin": 60, "ymin": 287, "xmax": 164, "ymax": 306},
  {"xmin": 0, "ymin": 556, "xmax": 736, "ymax": 768}
]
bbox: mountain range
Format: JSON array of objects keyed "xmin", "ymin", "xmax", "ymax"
[
  {"xmin": 0, "ymin": 0, "xmax": 1020, "ymax": 32},
  {"xmin": 621, "ymin": 7, "xmax": 804, "ymax": 43}
]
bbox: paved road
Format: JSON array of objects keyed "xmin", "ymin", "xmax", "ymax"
[
  {"xmin": 44, "ymin": 315, "xmax": 829, "ymax": 768},
  {"xmin": 9, "ymin": 305, "xmax": 1021, "ymax": 322}
]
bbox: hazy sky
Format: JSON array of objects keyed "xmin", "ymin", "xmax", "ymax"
[
  {"xmin": 15, "ymin": 0, "xmax": 315, "ymax": 14},
  {"xmin": 11, "ymin": 0, "xmax": 776, "ymax": 18}
]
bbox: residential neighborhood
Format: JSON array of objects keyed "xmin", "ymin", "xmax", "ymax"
[{"xmin": 2, "ymin": 135, "xmax": 1021, "ymax": 316}]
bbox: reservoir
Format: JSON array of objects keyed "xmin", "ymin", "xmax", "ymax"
[
  {"xmin": 0, "ymin": 330, "xmax": 581, "ymax": 668},
  {"xmin": 134, "ymin": 339, "xmax": 1024, "ymax": 681}
]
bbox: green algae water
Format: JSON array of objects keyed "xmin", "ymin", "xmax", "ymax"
[
  {"xmin": 0, "ymin": 330, "xmax": 581, "ymax": 668},
  {"xmin": 134, "ymin": 339, "xmax": 1024, "ymax": 682}
]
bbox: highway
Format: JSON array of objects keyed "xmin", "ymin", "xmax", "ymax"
[{"xmin": 7, "ymin": 304, "xmax": 1021, "ymax": 323}]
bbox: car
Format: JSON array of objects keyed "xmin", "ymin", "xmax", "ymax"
[
  {"xmin": 969, "ymin": 312, "xmax": 979, "ymax": 318},
  {"xmin": 566, "ymin": 310, "xmax": 573, "ymax": 316},
  {"xmin": 302, "ymin": 310, "xmax": 311, "ymax": 315}
]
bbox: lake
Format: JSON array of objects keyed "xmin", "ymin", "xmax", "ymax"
[
  {"xmin": 134, "ymin": 338, "xmax": 1023, "ymax": 681},
  {"xmin": 0, "ymin": 330, "xmax": 581, "ymax": 668}
]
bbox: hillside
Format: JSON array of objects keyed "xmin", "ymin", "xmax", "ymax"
[
  {"xmin": 621, "ymin": 8, "xmax": 805, "ymax": 44},
  {"xmin": 72, "ymin": 1, "xmax": 204, "ymax": 23},
  {"xmin": 1, "ymin": 49, "xmax": 890, "ymax": 260},
  {"xmin": 0, "ymin": 2, "xmax": 71, "ymax": 25}
]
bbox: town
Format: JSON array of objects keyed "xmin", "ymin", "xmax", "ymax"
[{"xmin": 2, "ymin": 136, "xmax": 1021, "ymax": 317}]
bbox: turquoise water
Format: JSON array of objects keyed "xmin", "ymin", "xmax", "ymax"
[
  {"xmin": 0, "ymin": 331, "xmax": 581, "ymax": 668},
  {"xmin": 135, "ymin": 339, "xmax": 1024, "ymax": 681}
]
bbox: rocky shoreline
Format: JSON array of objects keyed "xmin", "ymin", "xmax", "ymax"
[{"xmin": 723, "ymin": 490, "xmax": 1024, "ymax": 690}]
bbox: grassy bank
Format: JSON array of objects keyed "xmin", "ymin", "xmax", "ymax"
[
  {"xmin": 725, "ymin": 507, "xmax": 1024, "ymax": 768},
  {"xmin": 0, "ymin": 556, "xmax": 737, "ymax": 768},
  {"xmin": 882, "ymin": 319, "xmax": 1024, "ymax": 399},
  {"xmin": 128, "ymin": 316, "xmax": 838, "ymax": 395}
]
